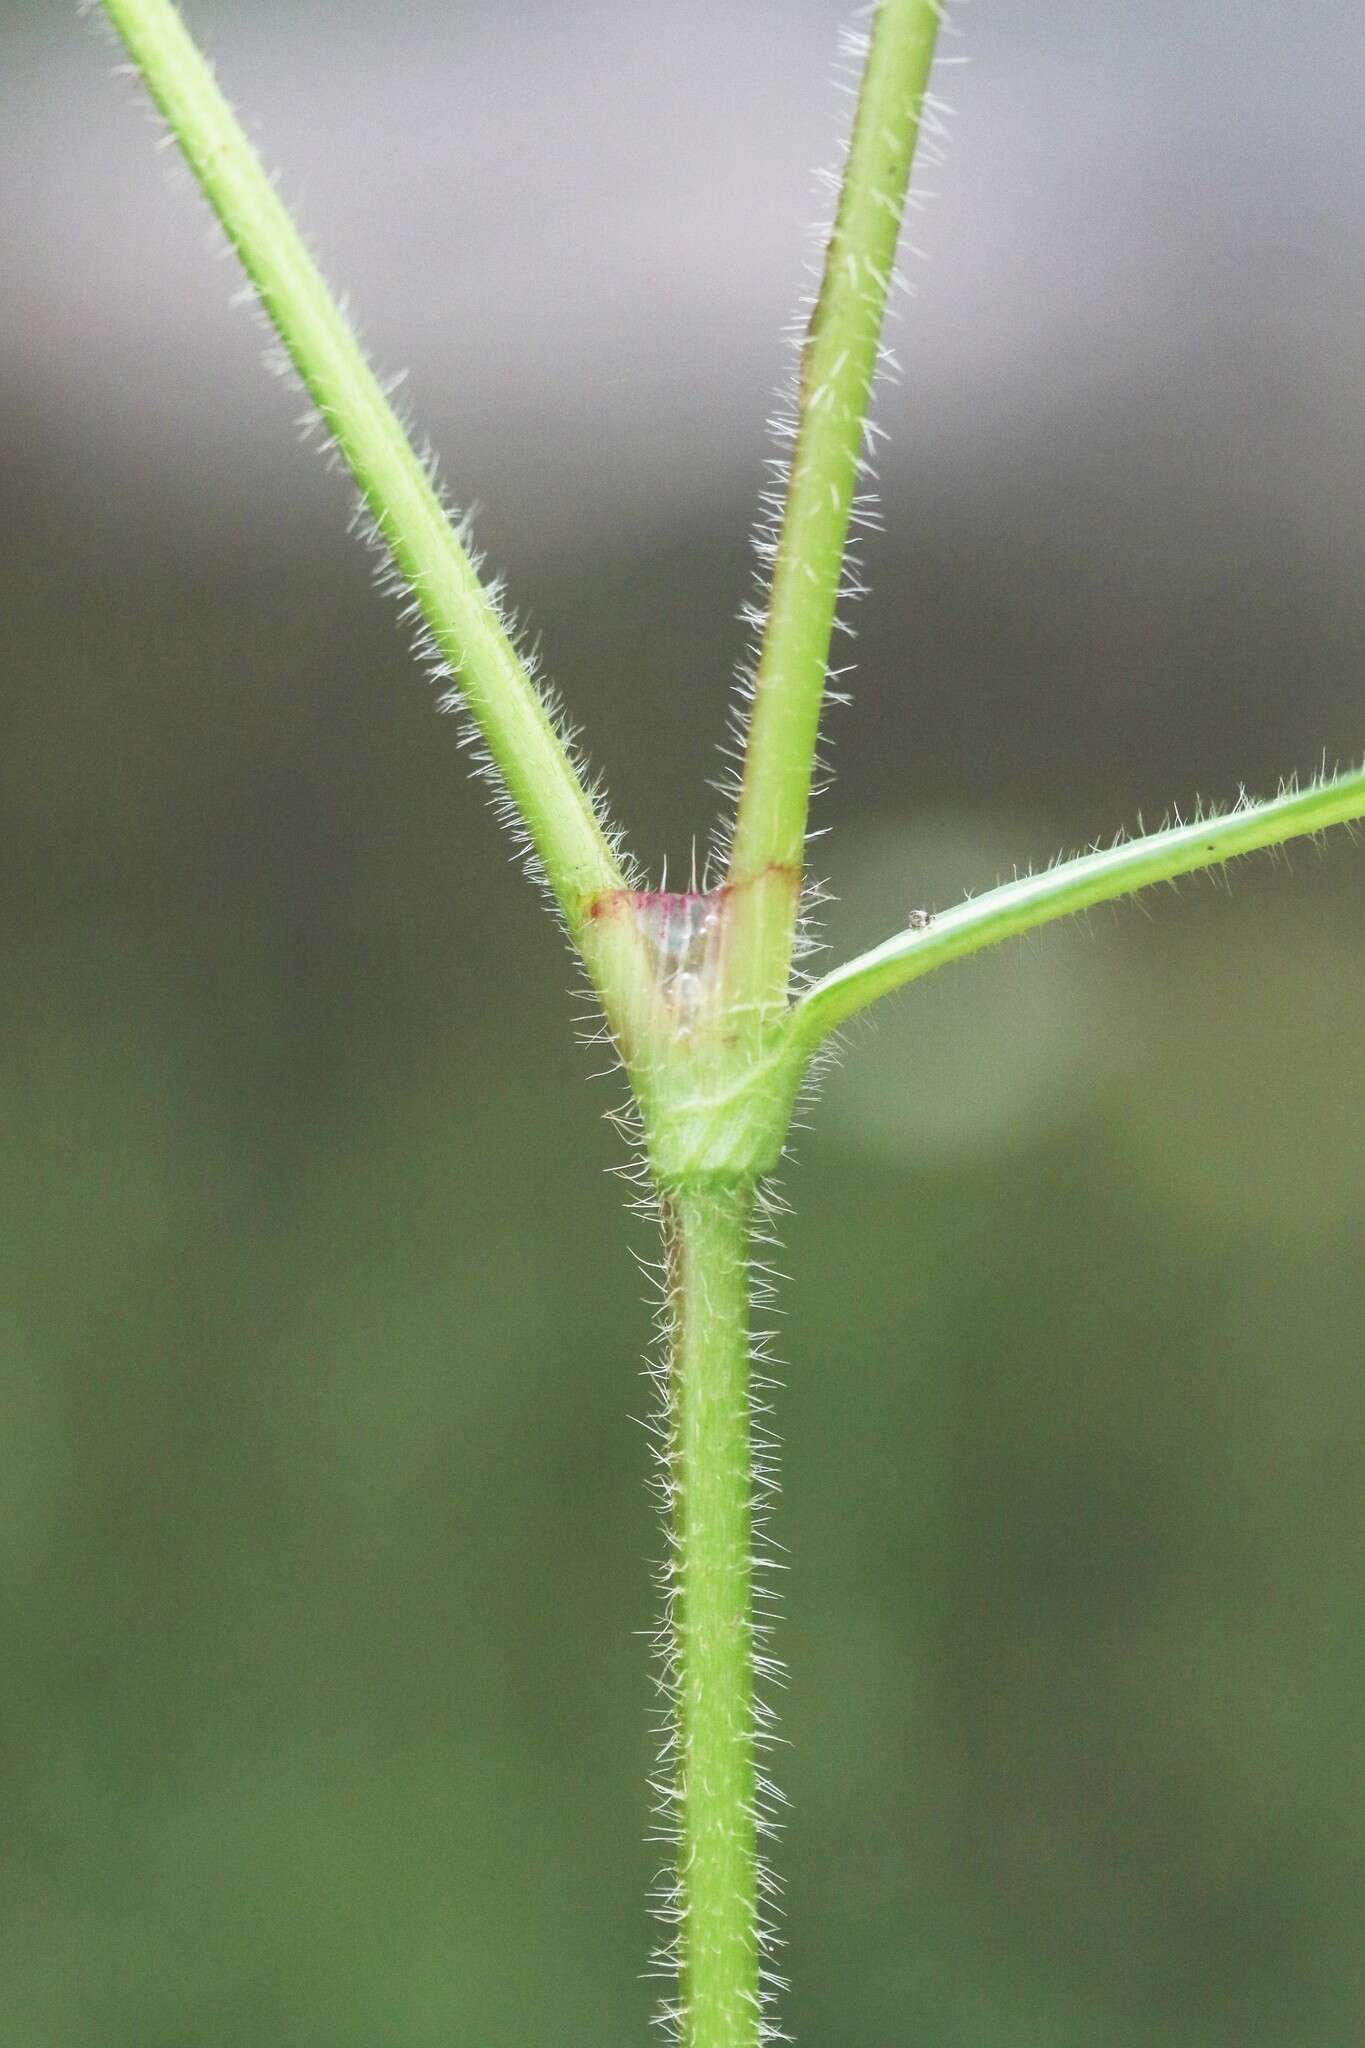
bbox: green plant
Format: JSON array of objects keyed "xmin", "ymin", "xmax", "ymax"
[{"xmin": 88, "ymin": 2, "xmax": 1364, "ymax": 2043}]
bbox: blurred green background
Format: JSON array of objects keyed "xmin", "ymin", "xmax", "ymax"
[{"xmin": 4, "ymin": 3, "xmax": 1364, "ymax": 2043}]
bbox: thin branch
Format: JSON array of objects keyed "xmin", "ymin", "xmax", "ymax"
[
  {"xmin": 95, "ymin": 0, "xmax": 627, "ymax": 933},
  {"xmin": 727, "ymin": 0, "xmax": 944, "ymax": 896},
  {"xmin": 789, "ymin": 766, "xmax": 1365, "ymax": 1050}
]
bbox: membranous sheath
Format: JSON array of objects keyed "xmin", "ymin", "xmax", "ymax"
[
  {"xmin": 630, "ymin": 890, "xmax": 726, "ymax": 1035},
  {"xmin": 586, "ymin": 885, "xmax": 732, "ymax": 1058},
  {"xmin": 585, "ymin": 882, "xmax": 804, "ymax": 1187}
]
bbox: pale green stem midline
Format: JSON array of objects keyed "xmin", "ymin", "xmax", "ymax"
[
  {"xmin": 789, "ymin": 767, "xmax": 1365, "ymax": 1049},
  {"xmin": 664, "ymin": 1184, "xmax": 761, "ymax": 2048},
  {"xmin": 96, "ymin": 0, "xmax": 626, "ymax": 933},
  {"xmin": 728, "ymin": 0, "xmax": 942, "ymax": 918}
]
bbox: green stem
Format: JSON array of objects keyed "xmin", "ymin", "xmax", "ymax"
[
  {"xmin": 662, "ymin": 1184, "xmax": 762, "ymax": 2048},
  {"xmin": 725, "ymin": 0, "xmax": 943, "ymax": 1014},
  {"xmin": 790, "ymin": 764, "xmax": 1365, "ymax": 1049},
  {"xmin": 95, "ymin": 0, "xmax": 626, "ymax": 933}
]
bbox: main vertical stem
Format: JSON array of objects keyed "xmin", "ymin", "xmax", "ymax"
[{"xmin": 664, "ymin": 1183, "xmax": 761, "ymax": 2048}]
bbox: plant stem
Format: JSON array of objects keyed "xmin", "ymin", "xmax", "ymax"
[
  {"xmin": 95, "ymin": 0, "xmax": 626, "ymax": 933},
  {"xmin": 790, "ymin": 763, "xmax": 1365, "ymax": 1047},
  {"xmin": 725, "ymin": 0, "xmax": 943, "ymax": 1017},
  {"xmin": 662, "ymin": 1183, "xmax": 762, "ymax": 2048}
]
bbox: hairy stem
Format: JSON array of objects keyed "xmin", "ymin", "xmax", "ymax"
[
  {"xmin": 791, "ymin": 764, "xmax": 1365, "ymax": 1048},
  {"xmin": 725, "ymin": 0, "xmax": 943, "ymax": 1016},
  {"xmin": 662, "ymin": 1184, "xmax": 763, "ymax": 2048},
  {"xmin": 95, "ymin": 0, "xmax": 625, "ymax": 931}
]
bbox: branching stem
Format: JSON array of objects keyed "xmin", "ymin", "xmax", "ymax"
[
  {"xmin": 95, "ymin": 0, "xmax": 626, "ymax": 935},
  {"xmin": 86, "ymin": 10, "xmax": 1365, "ymax": 2048}
]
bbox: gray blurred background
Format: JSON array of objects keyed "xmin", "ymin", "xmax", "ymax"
[{"xmin": 3, "ymin": 3, "xmax": 1364, "ymax": 2043}]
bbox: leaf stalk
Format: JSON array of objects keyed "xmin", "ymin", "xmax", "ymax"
[{"xmin": 791, "ymin": 767, "xmax": 1365, "ymax": 1050}]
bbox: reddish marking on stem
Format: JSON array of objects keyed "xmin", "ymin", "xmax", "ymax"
[{"xmin": 582, "ymin": 862, "xmax": 799, "ymax": 925}]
